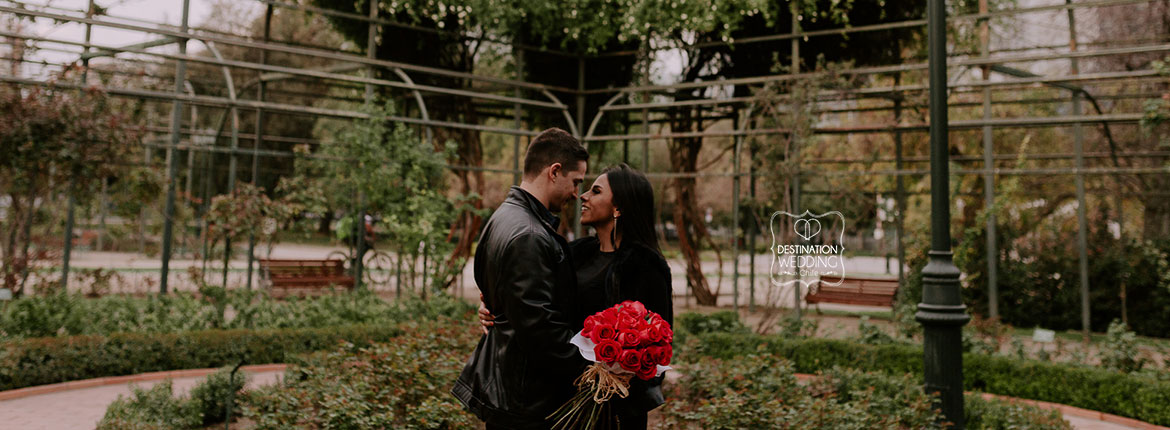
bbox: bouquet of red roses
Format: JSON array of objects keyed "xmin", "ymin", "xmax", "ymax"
[{"xmin": 547, "ymin": 300, "xmax": 673, "ymax": 430}]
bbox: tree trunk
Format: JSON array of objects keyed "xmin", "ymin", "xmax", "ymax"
[
  {"xmin": 667, "ymin": 106, "xmax": 723, "ymax": 306},
  {"xmin": 441, "ymin": 122, "xmax": 485, "ymax": 290}
]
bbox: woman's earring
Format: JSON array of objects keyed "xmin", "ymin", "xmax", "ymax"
[{"xmin": 611, "ymin": 215, "xmax": 618, "ymax": 249}]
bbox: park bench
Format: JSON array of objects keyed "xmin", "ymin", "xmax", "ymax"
[
  {"xmin": 805, "ymin": 275, "xmax": 899, "ymax": 310},
  {"xmin": 258, "ymin": 259, "xmax": 355, "ymax": 297}
]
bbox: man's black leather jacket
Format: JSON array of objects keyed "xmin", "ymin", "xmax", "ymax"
[{"xmin": 452, "ymin": 187, "xmax": 588, "ymax": 429}]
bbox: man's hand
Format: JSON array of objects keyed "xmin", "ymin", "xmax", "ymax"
[{"xmin": 478, "ymin": 293, "xmax": 495, "ymax": 335}]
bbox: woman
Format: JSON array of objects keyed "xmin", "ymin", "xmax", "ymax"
[{"xmin": 479, "ymin": 163, "xmax": 673, "ymax": 429}]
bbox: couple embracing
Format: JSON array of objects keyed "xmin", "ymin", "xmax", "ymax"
[{"xmin": 452, "ymin": 128, "xmax": 674, "ymax": 429}]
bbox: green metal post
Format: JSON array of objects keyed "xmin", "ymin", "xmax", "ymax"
[
  {"xmin": 749, "ymin": 135, "xmax": 757, "ymax": 312},
  {"xmin": 159, "ymin": 0, "xmax": 191, "ymax": 294},
  {"xmin": 894, "ymin": 73, "xmax": 906, "ymax": 289},
  {"xmin": 61, "ymin": 0, "xmax": 96, "ymax": 290},
  {"xmin": 246, "ymin": 4, "xmax": 273, "ymax": 291},
  {"xmin": 980, "ymin": 0, "xmax": 998, "ymax": 319},
  {"xmin": 732, "ymin": 109, "xmax": 741, "ymax": 311},
  {"xmin": 574, "ymin": 56, "xmax": 586, "ymax": 240},
  {"xmin": 918, "ymin": 1, "xmax": 970, "ymax": 428},
  {"xmin": 1068, "ymin": 0, "xmax": 1091, "ymax": 337},
  {"xmin": 791, "ymin": 7, "xmax": 803, "ymax": 319}
]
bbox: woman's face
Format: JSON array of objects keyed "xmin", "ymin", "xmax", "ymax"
[{"xmin": 579, "ymin": 173, "xmax": 618, "ymax": 227}]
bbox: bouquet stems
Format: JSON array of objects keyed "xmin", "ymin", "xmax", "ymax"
[{"xmin": 548, "ymin": 363, "xmax": 631, "ymax": 430}]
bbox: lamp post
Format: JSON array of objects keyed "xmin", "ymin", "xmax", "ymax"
[{"xmin": 918, "ymin": 0, "xmax": 970, "ymax": 428}]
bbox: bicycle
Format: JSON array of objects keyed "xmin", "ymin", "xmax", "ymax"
[{"xmin": 326, "ymin": 246, "xmax": 396, "ymax": 286}]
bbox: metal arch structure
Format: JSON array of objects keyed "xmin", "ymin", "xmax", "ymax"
[
  {"xmin": 1, "ymin": 0, "xmax": 1167, "ymax": 329},
  {"xmin": 6, "ymin": 1, "xmax": 1170, "ymax": 423}
]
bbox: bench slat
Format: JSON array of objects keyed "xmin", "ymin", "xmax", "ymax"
[
  {"xmin": 258, "ymin": 258, "xmax": 355, "ymax": 297},
  {"xmin": 806, "ymin": 275, "xmax": 899, "ymax": 308}
]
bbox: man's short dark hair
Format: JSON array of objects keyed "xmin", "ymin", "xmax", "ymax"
[{"xmin": 523, "ymin": 128, "xmax": 589, "ymax": 178}]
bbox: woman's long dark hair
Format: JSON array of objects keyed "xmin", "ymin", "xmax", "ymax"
[{"xmin": 604, "ymin": 163, "xmax": 661, "ymax": 255}]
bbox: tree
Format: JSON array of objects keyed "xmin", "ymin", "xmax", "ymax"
[
  {"xmin": 644, "ymin": 0, "xmax": 924, "ymax": 305},
  {"xmin": 0, "ymin": 80, "xmax": 141, "ymax": 296},
  {"xmin": 285, "ymin": 101, "xmax": 459, "ymax": 291},
  {"xmin": 1090, "ymin": 2, "xmax": 1170, "ymax": 240}
]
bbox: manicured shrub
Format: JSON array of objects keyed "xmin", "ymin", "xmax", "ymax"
[
  {"xmin": 188, "ymin": 367, "xmax": 248, "ymax": 426},
  {"xmin": 240, "ymin": 321, "xmax": 480, "ymax": 430},
  {"xmin": 0, "ymin": 323, "xmax": 408, "ymax": 391},
  {"xmin": 0, "ymin": 292, "xmax": 475, "ymax": 391},
  {"xmin": 97, "ymin": 380, "xmax": 202, "ymax": 430},
  {"xmin": 965, "ymin": 394, "xmax": 1070, "ymax": 430},
  {"xmin": 691, "ymin": 332, "xmax": 1170, "ymax": 426},
  {"xmin": 660, "ymin": 354, "xmax": 1067, "ymax": 429},
  {"xmin": 1099, "ymin": 319, "xmax": 1152, "ymax": 373},
  {"xmin": 0, "ymin": 289, "xmax": 476, "ymax": 340},
  {"xmin": 675, "ymin": 310, "xmax": 749, "ymax": 336}
]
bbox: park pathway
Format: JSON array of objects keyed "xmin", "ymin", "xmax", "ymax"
[
  {"xmin": 0, "ymin": 367, "xmax": 284, "ymax": 430},
  {"xmin": 0, "ymin": 366, "xmax": 1163, "ymax": 430}
]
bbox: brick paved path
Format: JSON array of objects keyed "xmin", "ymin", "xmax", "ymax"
[
  {"xmin": 0, "ymin": 370, "xmax": 282, "ymax": 430},
  {"xmin": 0, "ymin": 367, "xmax": 1163, "ymax": 430}
]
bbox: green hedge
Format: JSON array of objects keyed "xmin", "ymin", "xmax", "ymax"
[
  {"xmin": 0, "ymin": 323, "xmax": 409, "ymax": 391},
  {"xmin": 693, "ymin": 333, "xmax": 1170, "ymax": 426}
]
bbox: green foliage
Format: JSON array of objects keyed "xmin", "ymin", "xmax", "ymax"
[
  {"xmin": 777, "ymin": 313, "xmax": 821, "ymax": 338},
  {"xmin": 673, "ymin": 311, "xmax": 750, "ymax": 344},
  {"xmin": 854, "ymin": 315, "xmax": 897, "ymax": 345},
  {"xmin": 0, "ymin": 289, "xmax": 475, "ymax": 340},
  {"xmin": 810, "ymin": 367, "xmax": 945, "ymax": 429},
  {"xmin": 294, "ymin": 100, "xmax": 460, "ymax": 289},
  {"xmin": 313, "ymin": 0, "xmax": 849, "ymax": 55},
  {"xmin": 98, "ymin": 380, "xmax": 202, "ymax": 430},
  {"xmin": 0, "ymin": 293, "xmax": 475, "ymax": 391},
  {"xmin": 962, "ymin": 315, "xmax": 1011, "ymax": 355},
  {"xmin": 659, "ymin": 354, "xmax": 943, "ymax": 429},
  {"xmin": 965, "ymin": 394, "xmax": 1071, "ymax": 430},
  {"xmin": 1100, "ymin": 319, "xmax": 1151, "ymax": 373},
  {"xmin": 206, "ymin": 182, "xmax": 295, "ymax": 250},
  {"xmin": 188, "ymin": 367, "xmax": 249, "ymax": 426},
  {"xmin": 97, "ymin": 367, "xmax": 250, "ymax": 430},
  {"xmin": 0, "ymin": 323, "xmax": 404, "ymax": 391},
  {"xmin": 691, "ymin": 332, "xmax": 1170, "ymax": 426},
  {"xmin": 1141, "ymin": 57, "xmax": 1170, "ymax": 133},
  {"xmin": 958, "ymin": 216, "xmax": 1170, "ymax": 337},
  {"xmin": 240, "ymin": 321, "xmax": 479, "ymax": 429},
  {"xmin": 0, "ymin": 84, "xmax": 142, "ymax": 294}
]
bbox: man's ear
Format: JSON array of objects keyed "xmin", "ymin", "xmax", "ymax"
[{"xmin": 547, "ymin": 162, "xmax": 563, "ymax": 181}]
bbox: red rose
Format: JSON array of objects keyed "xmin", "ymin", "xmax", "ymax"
[
  {"xmin": 619, "ymin": 301, "xmax": 648, "ymax": 319},
  {"xmin": 638, "ymin": 328, "xmax": 657, "ymax": 345},
  {"xmin": 601, "ymin": 308, "xmax": 621, "ymax": 323},
  {"xmin": 616, "ymin": 331, "xmax": 640, "ymax": 348},
  {"xmin": 590, "ymin": 324, "xmax": 617, "ymax": 343},
  {"xmin": 647, "ymin": 312, "xmax": 663, "ymax": 323},
  {"xmin": 636, "ymin": 355, "xmax": 658, "ymax": 380},
  {"xmin": 642, "ymin": 345, "xmax": 660, "ymax": 366},
  {"xmin": 652, "ymin": 320, "xmax": 673, "ymax": 343},
  {"xmin": 583, "ymin": 316, "xmax": 597, "ymax": 334},
  {"xmin": 618, "ymin": 348, "xmax": 642, "ymax": 372},
  {"xmin": 617, "ymin": 314, "xmax": 641, "ymax": 332},
  {"xmin": 594, "ymin": 339, "xmax": 622, "ymax": 363},
  {"xmin": 658, "ymin": 344, "xmax": 673, "ymax": 366}
]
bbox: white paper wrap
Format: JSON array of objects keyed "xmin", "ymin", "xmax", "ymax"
[{"xmin": 570, "ymin": 332, "xmax": 671, "ymax": 377}]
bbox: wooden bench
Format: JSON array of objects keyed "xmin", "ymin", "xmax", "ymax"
[
  {"xmin": 805, "ymin": 275, "xmax": 899, "ymax": 309},
  {"xmin": 258, "ymin": 259, "xmax": 355, "ymax": 297}
]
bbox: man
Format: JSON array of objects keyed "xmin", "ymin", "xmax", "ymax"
[{"xmin": 452, "ymin": 127, "xmax": 591, "ymax": 430}]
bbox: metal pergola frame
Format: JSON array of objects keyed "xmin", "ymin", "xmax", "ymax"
[{"xmin": 2, "ymin": 0, "xmax": 1167, "ymax": 323}]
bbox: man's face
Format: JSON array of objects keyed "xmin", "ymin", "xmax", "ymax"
[{"xmin": 548, "ymin": 160, "xmax": 586, "ymax": 213}]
